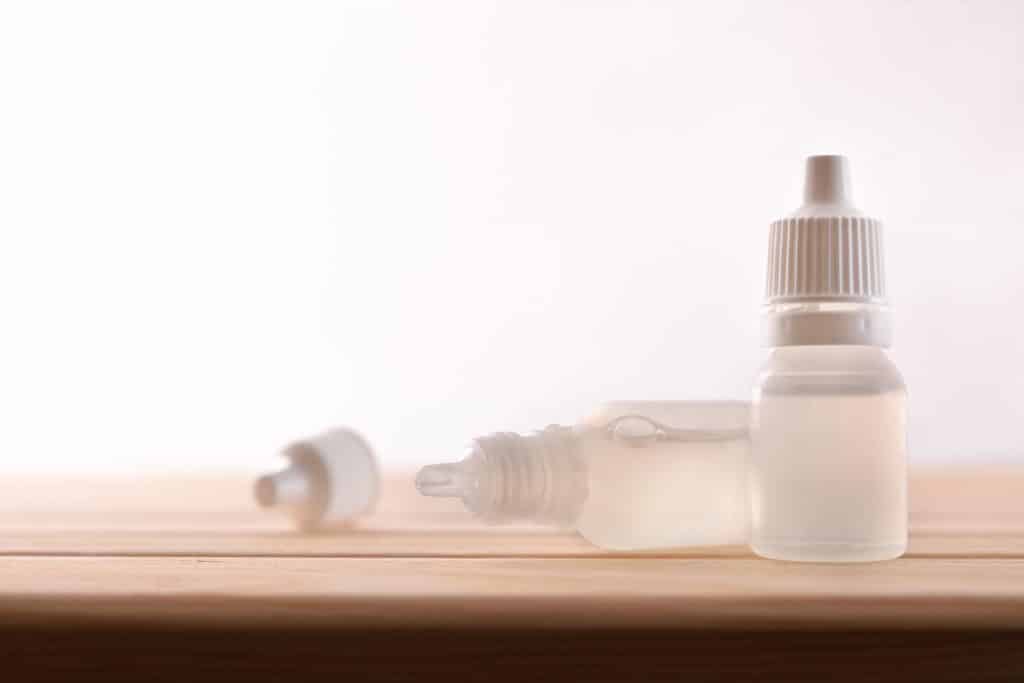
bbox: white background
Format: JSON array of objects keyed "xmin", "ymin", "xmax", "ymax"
[{"xmin": 1, "ymin": 1, "xmax": 1021, "ymax": 474}]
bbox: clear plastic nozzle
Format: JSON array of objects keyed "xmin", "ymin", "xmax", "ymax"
[
  {"xmin": 254, "ymin": 464, "xmax": 313, "ymax": 508},
  {"xmin": 415, "ymin": 461, "xmax": 470, "ymax": 498}
]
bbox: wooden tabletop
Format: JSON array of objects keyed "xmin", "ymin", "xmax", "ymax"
[{"xmin": 3, "ymin": 468, "xmax": 1023, "ymax": 681}]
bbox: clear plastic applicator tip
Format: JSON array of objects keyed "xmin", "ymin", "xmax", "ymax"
[{"xmin": 415, "ymin": 463, "xmax": 466, "ymax": 498}]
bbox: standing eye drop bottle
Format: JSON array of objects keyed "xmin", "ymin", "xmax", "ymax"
[{"xmin": 751, "ymin": 155, "xmax": 907, "ymax": 562}]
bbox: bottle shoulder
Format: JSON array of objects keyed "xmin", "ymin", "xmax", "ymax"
[
  {"xmin": 582, "ymin": 401, "xmax": 749, "ymax": 432},
  {"xmin": 755, "ymin": 346, "xmax": 905, "ymax": 395}
]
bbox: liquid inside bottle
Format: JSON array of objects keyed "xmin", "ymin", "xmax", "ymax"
[{"xmin": 751, "ymin": 346, "xmax": 907, "ymax": 562}]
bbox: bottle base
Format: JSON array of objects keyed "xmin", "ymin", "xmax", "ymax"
[{"xmin": 752, "ymin": 538, "xmax": 906, "ymax": 563}]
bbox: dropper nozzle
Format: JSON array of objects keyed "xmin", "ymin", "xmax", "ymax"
[
  {"xmin": 252, "ymin": 464, "xmax": 312, "ymax": 508},
  {"xmin": 415, "ymin": 462, "xmax": 468, "ymax": 498},
  {"xmin": 795, "ymin": 154, "xmax": 862, "ymax": 217}
]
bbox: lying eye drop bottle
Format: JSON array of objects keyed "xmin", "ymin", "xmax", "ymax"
[
  {"xmin": 254, "ymin": 427, "xmax": 379, "ymax": 531},
  {"xmin": 752, "ymin": 155, "xmax": 908, "ymax": 562},
  {"xmin": 416, "ymin": 401, "xmax": 750, "ymax": 551}
]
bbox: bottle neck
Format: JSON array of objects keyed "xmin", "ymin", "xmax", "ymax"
[{"xmin": 761, "ymin": 301, "xmax": 892, "ymax": 347}]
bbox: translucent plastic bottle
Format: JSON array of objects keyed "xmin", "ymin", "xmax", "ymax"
[
  {"xmin": 751, "ymin": 156, "xmax": 907, "ymax": 562},
  {"xmin": 416, "ymin": 401, "xmax": 750, "ymax": 551}
]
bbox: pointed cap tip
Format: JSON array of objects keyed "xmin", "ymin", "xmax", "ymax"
[{"xmin": 803, "ymin": 154, "xmax": 853, "ymax": 207}]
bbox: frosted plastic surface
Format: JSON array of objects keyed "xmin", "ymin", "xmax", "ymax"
[
  {"xmin": 750, "ymin": 346, "xmax": 907, "ymax": 562},
  {"xmin": 575, "ymin": 402, "xmax": 749, "ymax": 550}
]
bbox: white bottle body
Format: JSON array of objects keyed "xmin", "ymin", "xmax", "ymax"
[
  {"xmin": 572, "ymin": 401, "xmax": 750, "ymax": 551},
  {"xmin": 750, "ymin": 346, "xmax": 907, "ymax": 562}
]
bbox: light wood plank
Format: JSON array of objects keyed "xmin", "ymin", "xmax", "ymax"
[
  {"xmin": 0, "ymin": 469, "xmax": 1022, "ymax": 633},
  {"xmin": 0, "ymin": 467, "xmax": 1020, "ymax": 532},
  {"xmin": 0, "ymin": 555, "xmax": 1022, "ymax": 629},
  {"xmin": 0, "ymin": 474, "xmax": 471, "ymax": 530},
  {"xmin": 0, "ymin": 529, "xmax": 1021, "ymax": 559},
  {"xmin": 0, "ymin": 468, "xmax": 1020, "ymax": 559}
]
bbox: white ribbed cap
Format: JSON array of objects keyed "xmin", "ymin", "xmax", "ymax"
[
  {"xmin": 765, "ymin": 155, "xmax": 887, "ymax": 303},
  {"xmin": 254, "ymin": 427, "xmax": 379, "ymax": 530}
]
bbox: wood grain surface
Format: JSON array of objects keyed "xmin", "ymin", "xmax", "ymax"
[{"xmin": 2, "ymin": 468, "xmax": 1023, "ymax": 681}]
